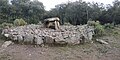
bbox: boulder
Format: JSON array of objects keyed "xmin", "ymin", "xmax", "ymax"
[
  {"xmin": 34, "ymin": 36, "xmax": 43, "ymax": 45},
  {"xmin": 2, "ymin": 41, "xmax": 13, "ymax": 48},
  {"xmin": 66, "ymin": 35, "xmax": 80, "ymax": 45},
  {"xmin": 44, "ymin": 36, "xmax": 54, "ymax": 44},
  {"xmin": 4, "ymin": 34, "xmax": 9, "ymax": 37},
  {"xmin": 17, "ymin": 35, "xmax": 23, "ymax": 42},
  {"xmin": 55, "ymin": 36, "xmax": 67, "ymax": 45},
  {"xmin": 12, "ymin": 35, "xmax": 18, "ymax": 41},
  {"xmin": 24, "ymin": 34, "xmax": 34, "ymax": 43}
]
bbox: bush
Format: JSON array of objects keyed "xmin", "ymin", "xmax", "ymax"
[
  {"xmin": 1, "ymin": 22, "xmax": 13, "ymax": 28},
  {"xmin": 87, "ymin": 21, "xmax": 105, "ymax": 37},
  {"xmin": 87, "ymin": 21, "xmax": 100, "ymax": 26},
  {"xmin": 94, "ymin": 24, "xmax": 105, "ymax": 36},
  {"xmin": 14, "ymin": 18, "xmax": 27, "ymax": 26}
]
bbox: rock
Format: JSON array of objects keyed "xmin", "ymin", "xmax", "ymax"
[
  {"xmin": 4, "ymin": 34, "xmax": 9, "ymax": 37},
  {"xmin": 87, "ymin": 27, "xmax": 94, "ymax": 40},
  {"xmin": 62, "ymin": 33, "xmax": 69, "ymax": 39},
  {"xmin": 24, "ymin": 34, "xmax": 34, "ymax": 43},
  {"xmin": 11, "ymin": 32, "xmax": 18, "ymax": 35},
  {"xmin": 44, "ymin": 36, "xmax": 54, "ymax": 44},
  {"xmin": 96, "ymin": 39, "xmax": 109, "ymax": 44},
  {"xmin": 2, "ymin": 41, "xmax": 13, "ymax": 48},
  {"xmin": 34, "ymin": 36, "xmax": 43, "ymax": 45},
  {"xmin": 2, "ymin": 24, "xmax": 95, "ymax": 45},
  {"xmin": 17, "ymin": 35, "xmax": 23, "ymax": 42},
  {"xmin": 2, "ymin": 29, "xmax": 9, "ymax": 34},
  {"xmin": 66, "ymin": 36, "xmax": 80, "ymax": 45},
  {"xmin": 80, "ymin": 25, "xmax": 94, "ymax": 41},
  {"xmin": 55, "ymin": 36, "xmax": 67, "ymax": 45},
  {"xmin": 12, "ymin": 35, "xmax": 18, "ymax": 41}
]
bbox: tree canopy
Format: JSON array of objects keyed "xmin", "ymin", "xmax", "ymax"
[
  {"xmin": 0, "ymin": 0, "xmax": 45, "ymax": 24},
  {"xmin": 0, "ymin": 0, "xmax": 120, "ymax": 25}
]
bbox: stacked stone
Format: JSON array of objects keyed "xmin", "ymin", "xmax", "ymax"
[{"xmin": 2, "ymin": 24, "xmax": 94, "ymax": 45}]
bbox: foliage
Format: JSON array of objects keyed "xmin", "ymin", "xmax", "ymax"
[
  {"xmin": 14, "ymin": 18, "xmax": 27, "ymax": 26},
  {"xmin": 0, "ymin": 0, "xmax": 45, "ymax": 24},
  {"xmin": 46, "ymin": 0, "xmax": 120, "ymax": 25},
  {"xmin": 88, "ymin": 21, "xmax": 105, "ymax": 36},
  {"xmin": 1, "ymin": 22, "xmax": 13, "ymax": 28},
  {"xmin": 0, "ymin": 0, "xmax": 120, "ymax": 25},
  {"xmin": 87, "ymin": 21, "xmax": 100, "ymax": 26},
  {"xmin": 94, "ymin": 24, "xmax": 105, "ymax": 36},
  {"xmin": 87, "ymin": 21, "xmax": 98, "ymax": 26},
  {"xmin": 46, "ymin": 1, "xmax": 104, "ymax": 25}
]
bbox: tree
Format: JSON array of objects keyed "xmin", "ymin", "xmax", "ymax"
[{"xmin": 11, "ymin": 0, "xmax": 45, "ymax": 24}]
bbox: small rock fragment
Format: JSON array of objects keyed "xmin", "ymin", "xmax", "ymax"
[{"xmin": 96, "ymin": 39, "xmax": 109, "ymax": 44}]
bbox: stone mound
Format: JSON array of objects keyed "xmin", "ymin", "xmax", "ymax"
[{"xmin": 2, "ymin": 24, "xmax": 94, "ymax": 45}]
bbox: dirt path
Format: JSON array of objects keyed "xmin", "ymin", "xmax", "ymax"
[{"xmin": 0, "ymin": 35, "xmax": 120, "ymax": 60}]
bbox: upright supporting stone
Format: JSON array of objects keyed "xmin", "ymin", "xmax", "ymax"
[{"xmin": 57, "ymin": 21, "xmax": 60, "ymax": 30}]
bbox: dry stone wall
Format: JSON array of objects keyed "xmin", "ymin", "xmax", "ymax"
[{"xmin": 2, "ymin": 24, "xmax": 94, "ymax": 45}]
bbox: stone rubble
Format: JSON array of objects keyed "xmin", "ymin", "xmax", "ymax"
[{"xmin": 2, "ymin": 24, "xmax": 94, "ymax": 45}]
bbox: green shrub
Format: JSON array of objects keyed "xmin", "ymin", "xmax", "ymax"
[
  {"xmin": 87, "ymin": 21, "xmax": 100, "ymax": 26},
  {"xmin": 87, "ymin": 21, "xmax": 105, "ymax": 37},
  {"xmin": 87, "ymin": 21, "xmax": 96, "ymax": 26},
  {"xmin": 94, "ymin": 24, "xmax": 105, "ymax": 36},
  {"xmin": 1, "ymin": 22, "xmax": 13, "ymax": 28},
  {"xmin": 14, "ymin": 18, "xmax": 27, "ymax": 26}
]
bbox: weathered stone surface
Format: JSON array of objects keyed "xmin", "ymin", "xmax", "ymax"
[
  {"xmin": 17, "ymin": 35, "xmax": 23, "ymax": 42},
  {"xmin": 12, "ymin": 35, "xmax": 18, "ymax": 41},
  {"xmin": 96, "ymin": 39, "xmax": 109, "ymax": 44},
  {"xmin": 2, "ymin": 24, "xmax": 94, "ymax": 45},
  {"xmin": 66, "ymin": 33, "xmax": 81, "ymax": 45},
  {"xmin": 55, "ymin": 36, "xmax": 67, "ymax": 44},
  {"xmin": 2, "ymin": 41, "xmax": 13, "ymax": 48},
  {"xmin": 44, "ymin": 36, "xmax": 54, "ymax": 44},
  {"xmin": 44, "ymin": 17, "xmax": 60, "ymax": 22},
  {"xmin": 4, "ymin": 34, "xmax": 9, "ymax": 37},
  {"xmin": 34, "ymin": 36, "xmax": 43, "ymax": 45},
  {"xmin": 24, "ymin": 34, "xmax": 34, "ymax": 43}
]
